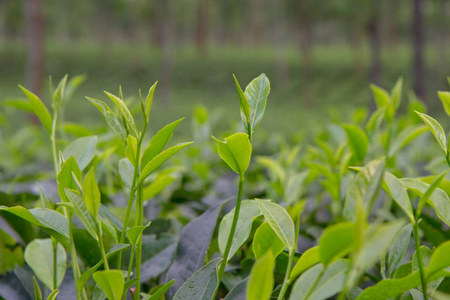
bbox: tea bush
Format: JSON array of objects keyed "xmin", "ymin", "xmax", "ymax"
[{"xmin": 1, "ymin": 74, "xmax": 450, "ymax": 300}]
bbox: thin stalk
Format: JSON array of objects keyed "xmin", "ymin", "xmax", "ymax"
[
  {"xmin": 51, "ymin": 110, "xmax": 86, "ymax": 299},
  {"xmin": 413, "ymin": 221, "xmax": 428, "ymax": 300},
  {"xmin": 277, "ymin": 249, "xmax": 295, "ymax": 300},
  {"xmin": 52, "ymin": 239, "xmax": 57, "ymax": 290},
  {"xmin": 50, "ymin": 112, "xmax": 59, "ymax": 175},
  {"xmin": 124, "ymin": 248, "xmax": 136, "ymax": 300},
  {"xmin": 117, "ymin": 124, "xmax": 147, "ymax": 268},
  {"xmin": 97, "ymin": 223, "xmax": 110, "ymax": 270},
  {"xmin": 70, "ymin": 217, "xmax": 85, "ymax": 300},
  {"xmin": 213, "ymin": 174, "xmax": 245, "ymax": 298},
  {"xmin": 278, "ymin": 208, "xmax": 301, "ymax": 300},
  {"xmin": 134, "ymin": 185, "xmax": 144, "ymax": 300}
]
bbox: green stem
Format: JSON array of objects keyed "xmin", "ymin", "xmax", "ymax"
[
  {"xmin": 69, "ymin": 217, "xmax": 86, "ymax": 300},
  {"xmin": 117, "ymin": 124, "xmax": 147, "ymax": 268},
  {"xmin": 277, "ymin": 249, "xmax": 295, "ymax": 300},
  {"xmin": 413, "ymin": 221, "xmax": 428, "ymax": 300},
  {"xmin": 51, "ymin": 109, "xmax": 86, "ymax": 299},
  {"xmin": 52, "ymin": 239, "xmax": 57, "ymax": 290},
  {"xmin": 213, "ymin": 174, "xmax": 245, "ymax": 298},
  {"xmin": 134, "ymin": 185, "xmax": 144, "ymax": 300},
  {"xmin": 278, "ymin": 208, "xmax": 301, "ymax": 300},
  {"xmin": 97, "ymin": 222, "xmax": 110, "ymax": 270},
  {"xmin": 124, "ymin": 248, "xmax": 135, "ymax": 300}
]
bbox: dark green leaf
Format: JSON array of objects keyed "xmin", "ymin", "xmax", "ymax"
[{"xmin": 173, "ymin": 258, "xmax": 221, "ymax": 300}]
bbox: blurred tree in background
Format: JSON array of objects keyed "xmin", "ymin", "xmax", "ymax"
[{"xmin": 0, "ymin": 0, "xmax": 449, "ymax": 124}]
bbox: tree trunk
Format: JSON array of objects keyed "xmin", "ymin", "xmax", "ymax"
[
  {"xmin": 413, "ymin": 0, "xmax": 425, "ymax": 100},
  {"xmin": 196, "ymin": 0, "xmax": 210, "ymax": 55},
  {"xmin": 250, "ymin": 0, "xmax": 263, "ymax": 46},
  {"xmin": 24, "ymin": 0, "xmax": 45, "ymax": 97}
]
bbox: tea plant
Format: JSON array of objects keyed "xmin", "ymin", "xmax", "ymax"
[{"xmin": 2, "ymin": 74, "xmax": 450, "ymax": 300}]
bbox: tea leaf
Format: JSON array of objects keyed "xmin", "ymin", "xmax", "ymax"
[
  {"xmin": 247, "ymin": 252, "xmax": 274, "ymax": 300},
  {"xmin": 417, "ymin": 171, "xmax": 448, "ymax": 218},
  {"xmin": 93, "ymin": 270, "xmax": 124, "ymax": 300},
  {"xmin": 438, "ymin": 91, "xmax": 450, "ymax": 117},
  {"xmin": 125, "ymin": 135, "xmax": 138, "ymax": 165},
  {"xmin": 224, "ymin": 278, "xmax": 248, "ymax": 300},
  {"xmin": 47, "ymin": 289, "xmax": 59, "ymax": 300},
  {"xmin": 62, "ymin": 136, "xmax": 98, "ymax": 171},
  {"xmin": 19, "ymin": 85, "xmax": 52, "ymax": 135},
  {"xmin": 290, "ymin": 263, "xmax": 324, "ymax": 300},
  {"xmin": 52, "ymin": 74, "xmax": 68, "ymax": 110},
  {"xmin": 342, "ymin": 124, "xmax": 368, "ymax": 163},
  {"xmin": 356, "ymin": 271, "xmax": 421, "ymax": 300},
  {"xmin": 382, "ymin": 172, "xmax": 414, "ymax": 222},
  {"xmin": 127, "ymin": 222, "xmax": 151, "ymax": 247},
  {"xmin": 233, "ymin": 75, "xmax": 251, "ymax": 131},
  {"xmin": 25, "ymin": 239, "xmax": 66, "ymax": 290},
  {"xmin": 347, "ymin": 220, "xmax": 405, "ymax": 288},
  {"xmin": 143, "ymin": 174, "xmax": 176, "ymax": 200},
  {"xmin": 118, "ymin": 158, "xmax": 134, "ymax": 188},
  {"xmin": 173, "ymin": 258, "xmax": 221, "ymax": 300},
  {"xmin": 416, "ymin": 111, "xmax": 447, "ymax": 154},
  {"xmin": 388, "ymin": 224, "xmax": 413, "ymax": 278},
  {"xmin": 319, "ymin": 222, "xmax": 356, "ymax": 265},
  {"xmin": 57, "ymin": 156, "xmax": 82, "ymax": 203},
  {"xmin": 213, "ymin": 132, "xmax": 252, "ymax": 175},
  {"xmin": 244, "ymin": 73, "xmax": 270, "ymax": 132},
  {"xmin": 82, "ymin": 167, "xmax": 101, "ymax": 218},
  {"xmin": 391, "ymin": 77, "xmax": 403, "ymax": 109},
  {"xmin": 388, "ymin": 125, "xmax": 427, "ymax": 157},
  {"xmin": 291, "ymin": 259, "xmax": 350, "ymax": 300},
  {"xmin": 104, "ymin": 91, "xmax": 138, "ymax": 136},
  {"xmin": 86, "ymin": 97, "xmax": 127, "ymax": 140},
  {"xmin": 219, "ymin": 200, "xmax": 262, "ymax": 259},
  {"xmin": 427, "ymin": 240, "xmax": 450, "ymax": 278},
  {"xmin": 401, "ymin": 178, "xmax": 450, "ymax": 226},
  {"xmin": 252, "ymin": 222, "xmax": 285, "ymax": 260},
  {"xmin": 145, "ymin": 279, "xmax": 175, "ymax": 300},
  {"xmin": 365, "ymin": 107, "xmax": 385, "ymax": 135},
  {"xmin": 256, "ymin": 199, "xmax": 295, "ymax": 250},
  {"xmin": 290, "ymin": 246, "xmax": 321, "ymax": 280},
  {"xmin": 144, "ymin": 81, "xmax": 158, "ymax": 122},
  {"xmin": 138, "ymin": 142, "xmax": 193, "ymax": 185},
  {"xmin": 33, "ymin": 277, "xmax": 42, "ymax": 300},
  {"xmin": 165, "ymin": 199, "xmax": 230, "ymax": 298},
  {"xmin": 141, "ymin": 118, "xmax": 185, "ymax": 167},
  {"xmin": 78, "ymin": 244, "xmax": 129, "ymax": 291},
  {"xmin": 370, "ymin": 84, "xmax": 394, "ymax": 123},
  {"xmin": 0, "ymin": 206, "xmax": 70, "ymax": 249},
  {"xmin": 3, "ymin": 99, "xmax": 33, "ymax": 112},
  {"xmin": 65, "ymin": 189, "xmax": 98, "ymax": 240}
]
